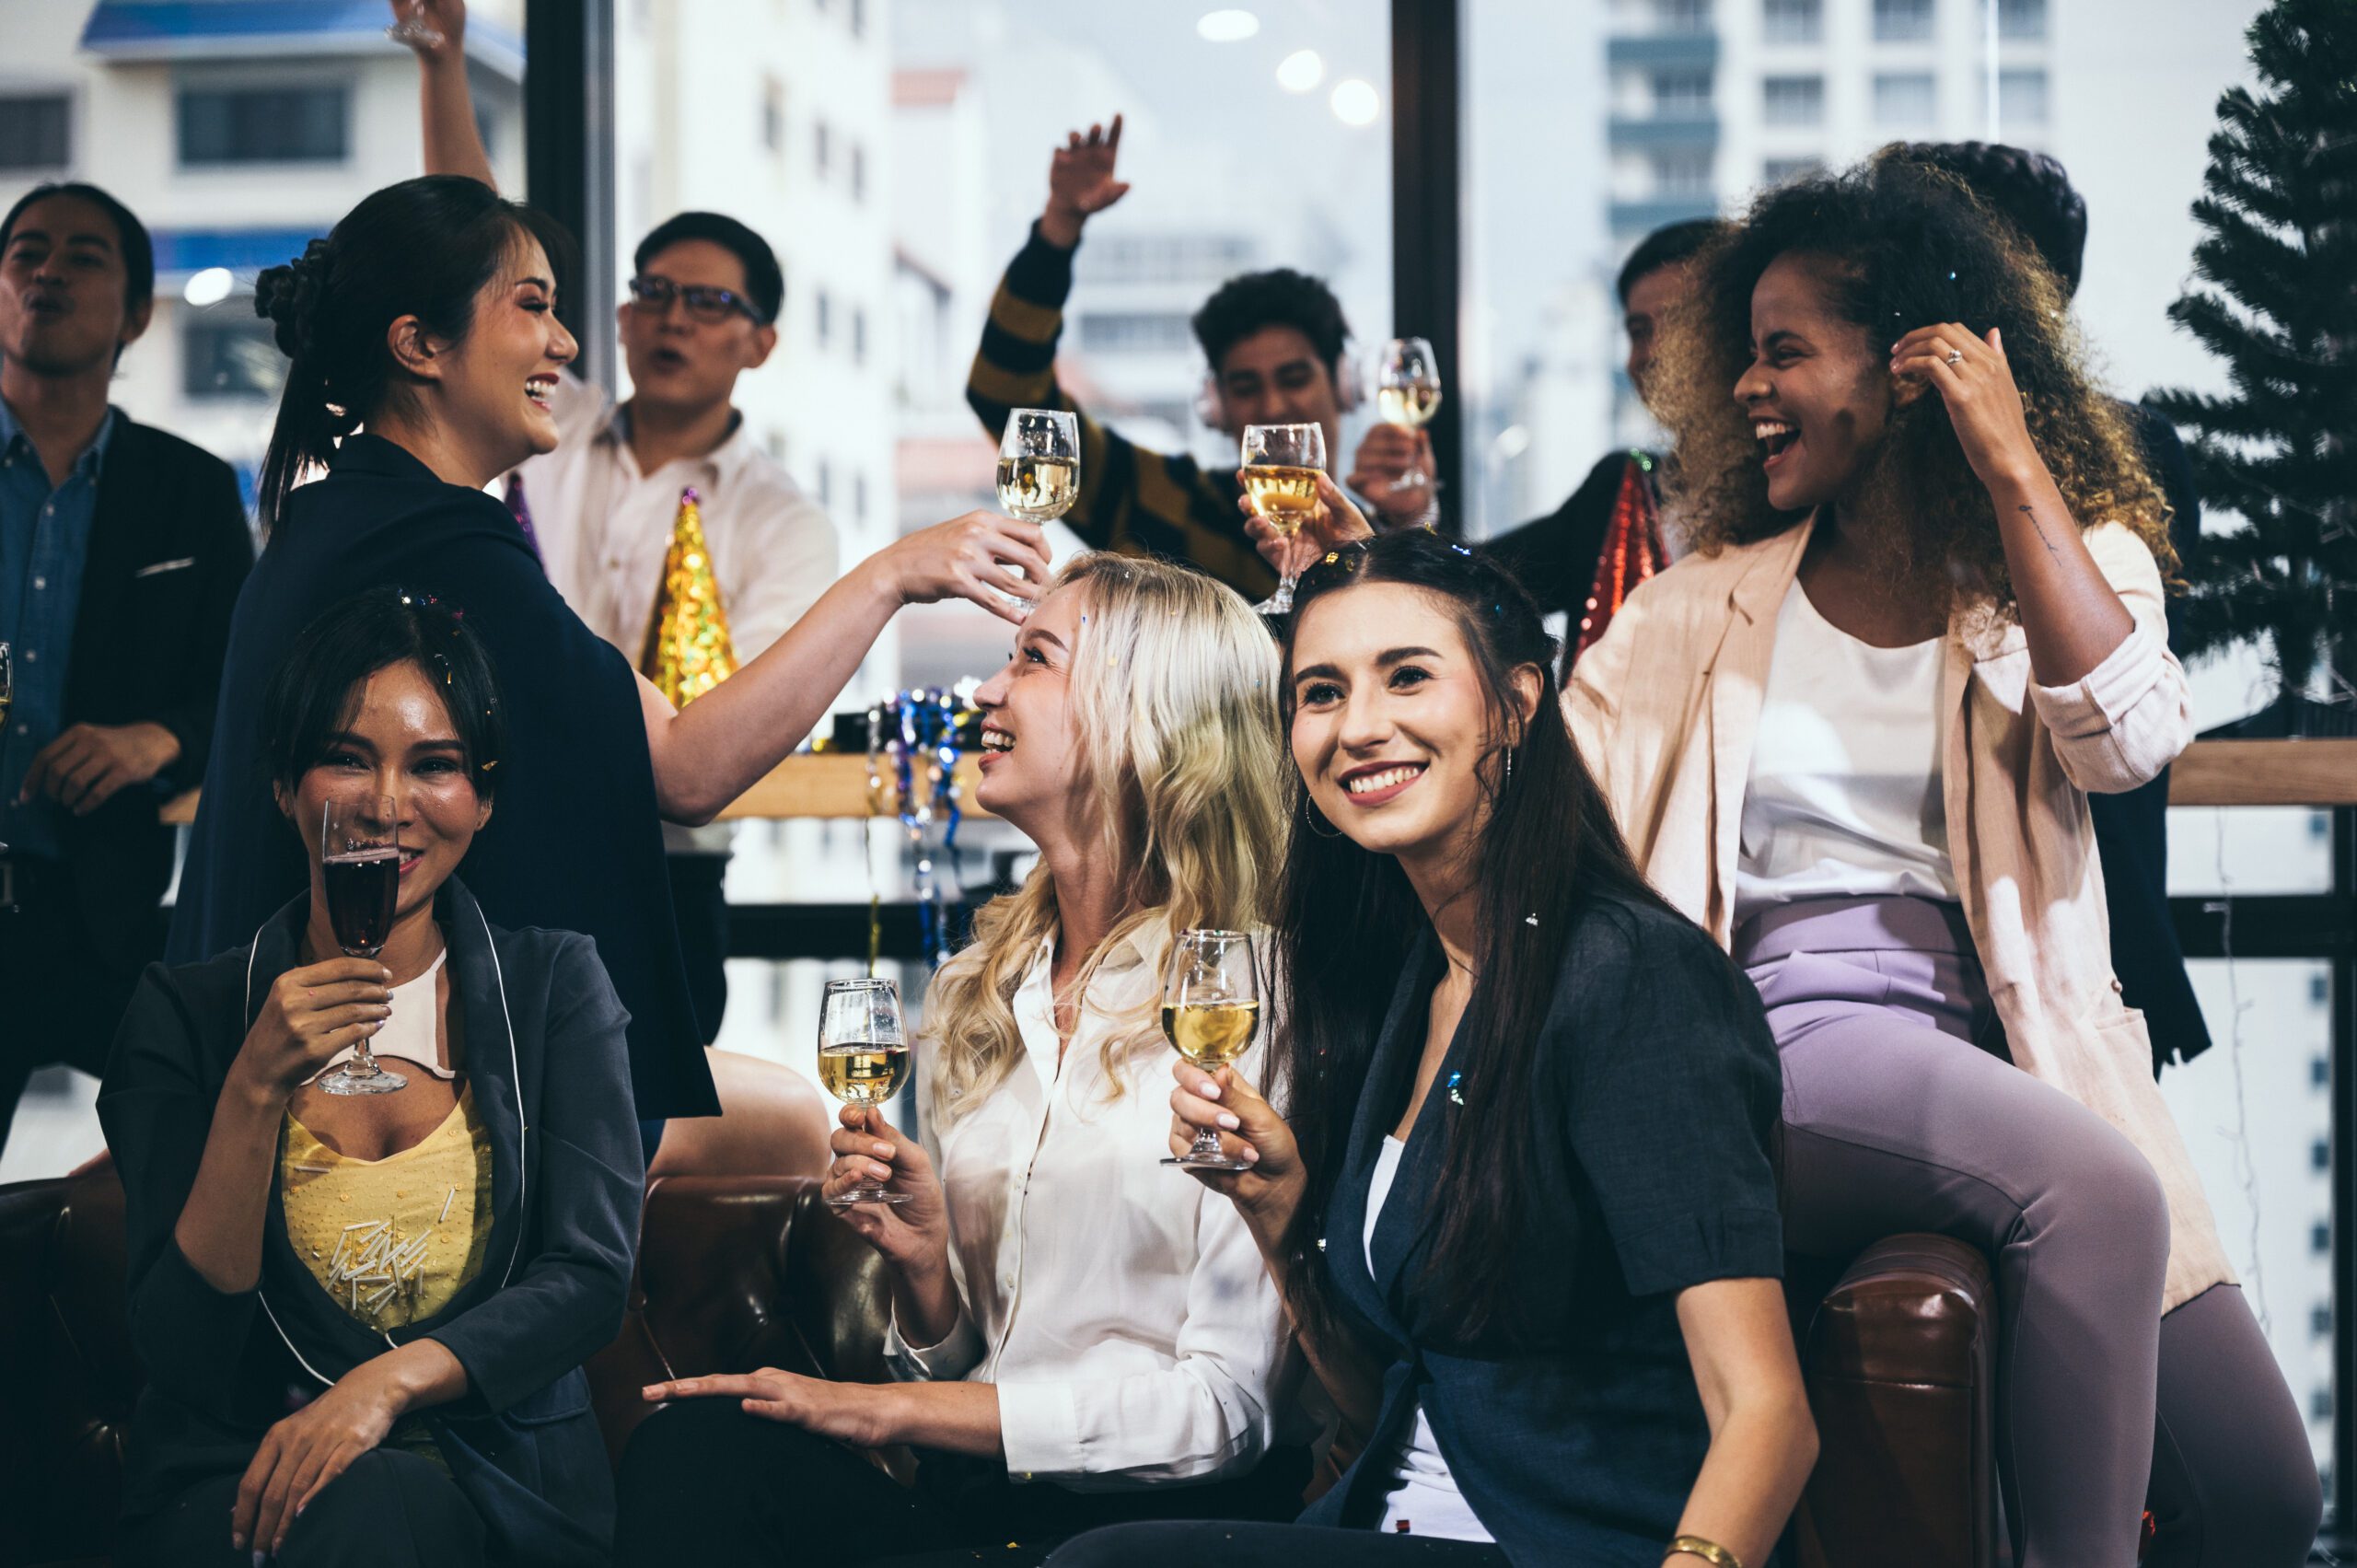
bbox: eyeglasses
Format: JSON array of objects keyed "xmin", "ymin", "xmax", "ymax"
[{"xmin": 627, "ymin": 274, "xmax": 769, "ymax": 326}]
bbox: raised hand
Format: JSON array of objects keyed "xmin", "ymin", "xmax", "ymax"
[
  {"xmin": 1040, "ymin": 115, "xmax": 1131, "ymax": 248},
  {"xmin": 1889, "ymin": 323, "xmax": 2043, "ymax": 494},
  {"xmin": 877, "ymin": 511, "xmax": 1054, "ymax": 625},
  {"xmin": 1346, "ymin": 424, "xmax": 1437, "ymax": 523},
  {"xmin": 824, "ymin": 1104, "xmax": 950, "ymax": 1272},
  {"xmin": 386, "ymin": 0, "xmax": 465, "ymax": 62},
  {"xmin": 1239, "ymin": 470, "xmax": 1376, "ymax": 579},
  {"xmin": 229, "ymin": 958, "xmax": 395, "ymax": 1104}
]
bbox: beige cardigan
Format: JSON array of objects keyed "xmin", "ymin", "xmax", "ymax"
[{"xmin": 1564, "ymin": 512, "xmax": 2232, "ymax": 1312}]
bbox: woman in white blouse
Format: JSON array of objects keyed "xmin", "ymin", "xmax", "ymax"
[{"xmin": 614, "ymin": 553, "xmax": 1301, "ymax": 1566}]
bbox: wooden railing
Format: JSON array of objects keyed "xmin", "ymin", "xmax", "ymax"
[{"xmin": 160, "ymin": 738, "xmax": 2357, "ymax": 826}]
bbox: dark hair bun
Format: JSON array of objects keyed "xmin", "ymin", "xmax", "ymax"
[{"xmin": 253, "ymin": 237, "xmax": 332, "ymax": 360}]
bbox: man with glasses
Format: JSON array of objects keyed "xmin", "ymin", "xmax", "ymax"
[{"xmin": 407, "ymin": 6, "xmax": 839, "ymax": 1086}]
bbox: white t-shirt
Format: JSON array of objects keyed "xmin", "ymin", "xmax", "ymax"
[
  {"xmin": 1735, "ymin": 579, "xmax": 1959, "ymax": 921},
  {"xmin": 880, "ymin": 924, "xmax": 1293, "ymax": 1490},
  {"xmin": 521, "ymin": 374, "xmax": 841, "ymax": 854},
  {"xmin": 1367, "ymin": 1135, "xmax": 1495, "ymax": 1543}
]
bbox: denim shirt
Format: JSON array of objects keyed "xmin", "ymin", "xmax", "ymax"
[{"xmin": 0, "ymin": 395, "xmax": 117, "ymax": 860}]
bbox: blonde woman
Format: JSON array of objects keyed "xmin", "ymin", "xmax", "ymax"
[{"xmin": 614, "ymin": 555, "xmax": 1302, "ymax": 1567}]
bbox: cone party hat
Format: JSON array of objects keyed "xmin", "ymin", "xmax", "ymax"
[{"xmin": 640, "ymin": 486, "xmax": 739, "ymax": 706}]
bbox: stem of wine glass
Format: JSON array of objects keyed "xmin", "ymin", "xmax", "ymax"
[{"xmin": 1190, "ymin": 1126, "xmax": 1227, "ymax": 1162}]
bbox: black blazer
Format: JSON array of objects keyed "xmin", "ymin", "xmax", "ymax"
[
  {"xmin": 99, "ymin": 878, "xmax": 644, "ymax": 1567},
  {"xmin": 1483, "ymin": 450, "xmax": 1632, "ymax": 640},
  {"xmin": 166, "ymin": 434, "xmax": 717, "ymax": 1119},
  {"xmin": 56, "ymin": 416, "xmax": 251, "ymax": 969},
  {"xmin": 1296, "ymin": 890, "xmax": 1784, "ymax": 1565}
]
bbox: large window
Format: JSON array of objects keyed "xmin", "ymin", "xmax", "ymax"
[
  {"xmin": 1875, "ymin": 71, "xmax": 1939, "ymax": 127},
  {"xmin": 1764, "ymin": 75, "xmax": 1827, "ymax": 126},
  {"xmin": 1873, "ymin": 0, "xmax": 1937, "ymax": 42},
  {"xmin": 1762, "ymin": 0, "xmax": 1823, "ymax": 45},
  {"xmin": 0, "ymin": 94, "xmax": 71, "ymax": 172},
  {"xmin": 176, "ymin": 84, "xmax": 349, "ymax": 166}
]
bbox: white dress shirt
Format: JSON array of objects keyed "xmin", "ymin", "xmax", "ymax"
[
  {"xmin": 884, "ymin": 922, "xmax": 1292, "ymax": 1490},
  {"xmin": 1734, "ymin": 579, "xmax": 1960, "ymax": 920},
  {"xmin": 522, "ymin": 373, "xmax": 841, "ymax": 854}
]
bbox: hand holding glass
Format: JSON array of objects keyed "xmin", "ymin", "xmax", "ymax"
[
  {"xmin": 1376, "ymin": 337, "xmax": 1441, "ymax": 490},
  {"xmin": 1240, "ymin": 423, "xmax": 1327, "ymax": 616},
  {"xmin": 1161, "ymin": 930, "xmax": 1260, "ymax": 1171},
  {"xmin": 819, "ymin": 978, "xmax": 916, "ymax": 1205},
  {"xmin": 317, "ymin": 796, "xmax": 407, "ymax": 1097}
]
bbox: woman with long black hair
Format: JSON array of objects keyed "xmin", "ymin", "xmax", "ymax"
[
  {"xmin": 1051, "ymin": 528, "xmax": 1816, "ymax": 1568},
  {"xmin": 168, "ymin": 175, "xmax": 1050, "ymax": 1171}
]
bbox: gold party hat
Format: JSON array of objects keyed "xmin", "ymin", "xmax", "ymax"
[{"xmin": 640, "ymin": 485, "xmax": 739, "ymax": 706}]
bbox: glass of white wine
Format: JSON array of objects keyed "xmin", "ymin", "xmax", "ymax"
[
  {"xmin": 819, "ymin": 977, "xmax": 916, "ymax": 1206},
  {"xmin": 1160, "ymin": 929, "xmax": 1260, "ymax": 1172},
  {"xmin": 1375, "ymin": 336, "xmax": 1442, "ymax": 491},
  {"xmin": 994, "ymin": 408, "xmax": 1079, "ymax": 617},
  {"xmin": 1240, "ymin": 422, "xmax": 1327, "ymax": 617}
]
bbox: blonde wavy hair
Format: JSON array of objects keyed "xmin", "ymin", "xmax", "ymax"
[
  {"xmin": 923, "ymin": 553, "xmax": 1285, "ymax": 1122},
  {"xmin": 1652, "ymin": 161, "xmax": 2174, "ymax": 615}
]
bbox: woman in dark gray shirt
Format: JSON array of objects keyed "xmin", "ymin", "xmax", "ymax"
[{"xmin": 1053, "ymin": 528, "xmax": 1815, "ymax": 1568}]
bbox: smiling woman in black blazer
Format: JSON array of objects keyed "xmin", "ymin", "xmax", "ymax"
[
  {"xmin": 1052, "ymin": 531, "xmax": 1816, "ymax": 1568},
  {"xmin": 102, "ymin": 588, "xmax": 640, "ymax": 1568}
]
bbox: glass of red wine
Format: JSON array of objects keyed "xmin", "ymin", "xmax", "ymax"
[{"xmin": 319, "ymin": 795, "xmax": 406, "ymax": 1097}]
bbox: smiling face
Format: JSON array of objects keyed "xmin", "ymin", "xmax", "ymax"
[
  {"xmin": 0, "ymin": 192, "xmax": 149, "ymax": 378},
  {"xmin": 619, "ymin": 238, "xmax": 776, "ymax": 417},
  {"xmin": 280, "ymin": 660, "xmax": 493, "ymax": 930},
  {"xmin": 1736, "ymin": 250, "xmax": 1893, "ymax": 514},
  {"xmin": 1289, "ymin": 581, "xmax": 1531, "ymax": 878},
  {"xmin": 414, "ymin": 232, "xmax": 576, "ymax": 473},
  {"xmin": 970, "ymin": 582, "xmax": 1088, "ymax": 841},
  {"xmin": 1214, "ymin": 325, "xmax": 1344, "ymax": 461}
]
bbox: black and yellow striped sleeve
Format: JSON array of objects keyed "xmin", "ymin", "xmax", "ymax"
[{"xmin": 967, "ymin": 225, "xmax": 1276, "ymax": 598}]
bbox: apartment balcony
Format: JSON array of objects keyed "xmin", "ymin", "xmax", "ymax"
[
  {"xmin": 1606, "ymin": 32, "xmax": 1722, "ymax": 70},
  {"xmin": 1607, "ymin": 110, "xmax": 1721, "ymax": 148}
]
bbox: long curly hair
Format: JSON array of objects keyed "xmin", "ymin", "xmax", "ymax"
[
  {"xmin": 1652, "ymin": 162, "xmax": 2173, "ymax": 615},
  {"xmin": 923, "ymin": 553, "xmax": 1285, "ymax": 1123}
]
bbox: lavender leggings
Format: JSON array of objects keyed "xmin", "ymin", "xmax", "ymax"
[{"xmin": 1743, "ymin": 896, "xmax": 2319, "ymax": 1568}]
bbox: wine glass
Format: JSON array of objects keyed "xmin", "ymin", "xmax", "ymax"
[
  {"xmin": 1160, "ymin": 929, "xmax": 1260, "ymax": 1171},
  {"xmin": 994, "ymin": 409, "xmax": 1079, "ymax": 617},
  {"xmin": 818, "ymin": 977, "xmax": 916, "ymax": 1206},
  {"xmin": 1375, "ymin": 336, "xmax": 1442, "ymax": 490},
  {"xmin": 1240, "ymin": 423, "xmax": 1328, "ymax": 616},
  {"xmin": 318, "ymin": 796, "xmax": 407, "ymax": 1096}
]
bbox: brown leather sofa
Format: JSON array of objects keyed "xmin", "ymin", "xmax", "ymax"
[{"xmin": 0, "ymin": 1164, "xmax": 1994, "ymax": 1568}]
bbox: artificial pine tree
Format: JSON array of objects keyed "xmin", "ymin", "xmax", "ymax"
[{"xmin": 2147, "ymin": 0, "xmax": 2357, "ymax": 736}]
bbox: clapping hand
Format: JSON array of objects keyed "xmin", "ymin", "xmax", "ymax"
[{"xmin": 1040, "ymin": 116, "xmax": 1131, "ymax": 248}]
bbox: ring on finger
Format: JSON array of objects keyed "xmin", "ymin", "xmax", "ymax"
[{"xmin": 1944, "ymin": 347, "xmax": 1965, "ymax": 367}]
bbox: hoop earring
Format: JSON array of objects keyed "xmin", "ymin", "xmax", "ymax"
[{"xmin": 1302, "ymin": 796, "xmax": 1345, "ymax": 840}]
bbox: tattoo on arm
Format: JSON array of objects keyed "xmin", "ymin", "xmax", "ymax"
[{"xmin": 2017, "ymin": 505, "xmax": 2064, "ymax": 564}]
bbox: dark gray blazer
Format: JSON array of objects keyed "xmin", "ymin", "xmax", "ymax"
[
  {"xmin": 1296, "ymin": 891, "xmax": 1784, "ymax": 1565},
  {"xmin": 98, "ymin": 878, "xmax": 644, "ymax": 1567}
]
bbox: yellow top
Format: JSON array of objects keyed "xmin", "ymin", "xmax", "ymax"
[{"xmin": 280, "ymin": 1086, "xmax": 496, "ymax": 1330}]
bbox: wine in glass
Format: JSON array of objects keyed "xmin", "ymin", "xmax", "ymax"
[
  {"xmin": 318, "ymin": 796, "xmax": 407, "ymax": 1097},
  {"xmin": 1240, "ymin": 423, "xmax": 1328, "ymax": 616},
  {"xmin": 1376, "ymin": 336, "xmax": 1442, "ymax": 491},
  {"xmin": 993, "ymin": 408, "xmax": 1079, "ymax": 616},
  {"xmin": 1160, "ymin": 929, "xmax": 1260, "ymax": 1172},
  {"xmin": 819, "ymin": 977, "xmax": 916, "ymax": 1206}
]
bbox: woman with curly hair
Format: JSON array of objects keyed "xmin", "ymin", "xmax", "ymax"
[{"xmin": 1561, "ymin": 163, "xmax": 2319, "ymax": 1565}]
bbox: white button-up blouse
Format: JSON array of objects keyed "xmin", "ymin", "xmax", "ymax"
[{"xmin": 884, "ymin": 923, "xmax": 1291, "ymax": 1490}]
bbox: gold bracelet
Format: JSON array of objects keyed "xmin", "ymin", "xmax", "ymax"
[{"xmin": 1665, "ymin": 1538, "xmax": 1744, "ymax": 1568}]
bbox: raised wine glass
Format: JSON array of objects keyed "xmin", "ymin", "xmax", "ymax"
[
  {"xmin": 1240, "ymin": 423, "xmax": 1327, "ymax": 616},
  {"xmin": 1160, "ymin": 929, "xmax": 1260, "ymax": 1171},
  {"xmin": 1375, "ymin": 336, "xmax": 1442, "ymax": 490},
  {"xmin": 819, "ymin": 977, "xmax": 916, "ymax": 1206},
  {"xmin": 319, "ymin": 796, "xmax": 407, "ymax": 1096},
  {"xmin": 385, "ymin": 0, "xmax": 447, "ymax": 50},
  {"xmin": 994, "ymin": 408, "xmax": 1079, "ymax": 617}
]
